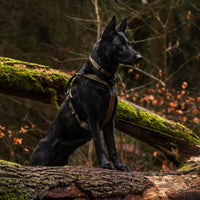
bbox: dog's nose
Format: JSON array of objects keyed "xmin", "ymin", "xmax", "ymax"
[{"xmin": 136, "ymin": 54, "xmax": 142, "ymax": 62}]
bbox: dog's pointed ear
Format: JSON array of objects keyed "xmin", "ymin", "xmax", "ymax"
[
  {"xmin": 102, "ymin": 16, "xmax": 116, "ymax": 39},
  {"xmin": 116, "ymin": 18, "xmax": 127, "ymax": 33}
]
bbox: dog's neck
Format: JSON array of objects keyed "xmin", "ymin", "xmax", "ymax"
[
  {"xmin": 89, "ymin": 57, "xmax": 113, "ymax": 77},
  {"xmin": 78, "ymin": 59, "xmax": 118, "ymax": 87},
  {"xmin": 89, "ymin": 54, "xmax": 118, "ymax": 85},
  {"xmin": 79, "ymin": 41, "xmax": 119, "ymax": 86},
  {"xmin": 90, "ymin": 41, "xmax": 119, "ymax": 74}
]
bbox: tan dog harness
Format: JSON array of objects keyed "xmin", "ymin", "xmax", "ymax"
[{"xmin": 66, "ymin": 73, "xmax": 117, "ymax": 131}]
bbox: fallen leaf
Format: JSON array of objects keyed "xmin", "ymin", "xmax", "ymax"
[
  {"xmin": 192, "ymin": 109, "xmax": 198, "ymax": 114},
  {"xmin": 128, "ymin": 69, "xmax": 133, "ymax": 73},
  {"xmin": 153, "ymin": 151, "xmax": 159, "ymax": 157},
  {"xmin": 135, "ymin": 74, "xmax": 139, "ymax": 80},
  {"xmin": 182, "ymin": 116, "xmax": 188, "ymax": 122},
  {"xmin": 193, "ymin": 117, "xmax": 199, "ymax": 123},
  {"xmin": 181, "ymin": 81, "xmax": 188, "ymax": 89}
]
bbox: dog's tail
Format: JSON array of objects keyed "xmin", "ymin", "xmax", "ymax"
[{"xmin": 64, "ymin": 73, "xmax": 78, "ymax": 95}]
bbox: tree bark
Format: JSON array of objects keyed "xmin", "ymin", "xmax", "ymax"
[
  {"xmin": 0, "ymin": 161, "xmax": 199, "ymax": 200},
  {"xmin": 1, "ymin": 57, "xmax": 200, "ymax": 199}
]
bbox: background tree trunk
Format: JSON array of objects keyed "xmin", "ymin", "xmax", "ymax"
[{"xmin": 0, "ymin": 57, "xmax": 200, "ymax": 199}]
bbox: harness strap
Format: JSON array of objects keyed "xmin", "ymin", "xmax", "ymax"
[
  {"xmin": 89, "ymin": 57, "xmax": 113, "ymax": 77},
  {"xmin": 81, "ymin": 73, "xmax": 117, "ymax": 126},
  {"xmin": 67, "ymin": 91, "xmax": 89, "ymax": 130},
  {"xmin": 66, "ymin": 73, "xmax": 116, "ymax": 130},
  {"xmin": 65, "ymin": 73, "xmax": 79, "ymax": 95},
  {"xmin": 82, "ymin": 74, "xmax": 110, "ymax": 88},
  {"xmin": 103, "ymin": 95, "xmax": 116, "ymax": 126}
]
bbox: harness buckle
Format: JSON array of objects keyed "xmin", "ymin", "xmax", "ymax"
[
  {"xmin": 96, "ymin": 65, "xmax": 101, "ymax": 71},
  {"xmin": 113, "ymin": 73, "xmax": 120, "ymax": 83},
  {"xmin": 90, "ymin": 57, "xmax": 101, "ymax": 72},
  {"xmin": 71, "ymin": 110, "xmax": 75, "ymax": 115}
]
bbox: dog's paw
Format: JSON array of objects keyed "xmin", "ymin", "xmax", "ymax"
[
  {"xmin": 112, "ymin": 158, "xmax": 131, "ymax": 172},
  {"xmin": 115, "ymin": 165, "xmax": 131, "ymax": 172},
  {"xmin": 101, "ymin": 162, "xmax": 113, "ymax": 170}
]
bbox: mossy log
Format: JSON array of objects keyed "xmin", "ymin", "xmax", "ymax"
[
  {"xmin": 0, "ymin": 160, "xmax": 199, "ymax": 200},
  {"xmin": 0, "ymin": 57, "xmax": 71, "ymax": 107},
  {"xmin": 1, "ymin": 56, "xmax": 200, "ymax": 167}
]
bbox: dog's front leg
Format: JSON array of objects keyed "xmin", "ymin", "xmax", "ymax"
[
  {"xmin": 88, "ymin": 118, "xmax": 113, "ymax": 170},
  {"xmin": 103, "ymin": 120, "xmax": 131, "ymax": 172}
]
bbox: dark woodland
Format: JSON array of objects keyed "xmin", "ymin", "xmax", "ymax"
[{"xmin": 0, "ymin": 0, "xmax": 200, "ymax": 199}]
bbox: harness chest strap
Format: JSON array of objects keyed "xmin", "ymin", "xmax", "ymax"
[
  {"xmin": 103, "ymin": 94, "xmax": 116, "ymax": 126},
  {"xmin": 66, "ymin": 74, "xmax": 116, "ymax": 130}
]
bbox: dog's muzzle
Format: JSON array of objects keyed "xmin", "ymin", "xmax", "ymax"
[{"xmin": 135, "ymin": 54, "xmax": 142, "ymax": 63}]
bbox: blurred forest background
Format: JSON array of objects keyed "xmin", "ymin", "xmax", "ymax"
[{"xmin": 0, "ymin": 0, "xmax": 200, "ymax": 172}]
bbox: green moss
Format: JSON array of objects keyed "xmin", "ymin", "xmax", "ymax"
[
  {"xmin": 0, "ymin": 160, "xmax": 20, "ymax": 167},
  {"xmin": 117, "ymin": 99, "xmax": 200, "ymax": 145},
  {"xmin": 178, "ymin": 161, "xmax": 200, "ymax": 172},
  {"xmin": 0, "ymin": 64, "xmax": 43, "ymax": 92},
  {"xmin": 0, "ymin": 57, "xmax": 49, "ymax": 69},
  {"xmin": 0, "ymin": 57, "xmax": 70, "ymax": 108},
  {"xmin": 177, "ymin": 163, "xmax": 192, "ymax": 171},
  {"xmin": 1, "ymin": 189, "xmax": 26, "ymax": 200}
]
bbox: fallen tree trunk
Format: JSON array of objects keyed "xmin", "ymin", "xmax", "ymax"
[
  {"xmin": 1, "ymin": 57, "xmax": 200, "ymax": 165},
  {"xmin": 0, "ymin": 160, "xmax": 199, "ymax": 200},
  {"xmin": 0, "ymin": 57, "xmax": 200, "ymax": 199},
  {"xmin": 115, "ymin": 99, "xmax": 200, "ymax": 165}
]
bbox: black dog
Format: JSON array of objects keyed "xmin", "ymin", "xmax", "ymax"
[{"xmin": 30, "ymin": 16, "xmax": 141, "ymax": 171}]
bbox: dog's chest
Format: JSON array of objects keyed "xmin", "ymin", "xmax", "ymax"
[{"xmin": 69, "ymin": 75, "xmax": 118, "ymax": 130}]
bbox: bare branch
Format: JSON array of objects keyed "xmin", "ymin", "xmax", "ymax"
[
  {"xmin": 167, "ymin": 22, "xmax": 185, "ymax": 35},
  {"xmin": 5, "ymin": 42, "xmax": 27, "ymax": 58},
  {"xmin": 140, "ymin": 55, "xmax": 160, "ymax": 70},
  {"xmin": 126, "ymin": 81, "xmax": 154, "ymax": 92},
  {"xmin": 164, "ymin": 3, "xmax": 173, "ymax": 28},
  {"xmin": 61, "ymin": 13, "xmax": 96, "ymax": 23},
  {"xmin": 131, "ymin": 35, "xmax": 164, "ymax": 44},
  {"xmin": 146, "ymin": 2, "xmax": 164, "ymax": 28},
  {"xmin": 92, "ymin": 0, "xmax": 101, "ymax": 40},
  {"xmin": 166, "ymin": 55, "xmax": 197, "ymax": 82},
  {"xmin": 191, "ymin": 3, "xmax": 200, "ymax": 12},
  {"xmin": 122, "ymin": 64, "xmax": 166, "ymax": 87},
  {"xmin": 191, "ymin": 22, "xmax": 200, "ymax": 32},
  {"xmin": 118, "ymin": 2, "xmax": 161, "ymax": 35},
  {"xmin": 51, "ymin": 57, "xmax": 88, "ymax": 63}
]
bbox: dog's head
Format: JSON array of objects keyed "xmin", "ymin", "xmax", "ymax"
[{"xmin": 95, "ymin": 16, "xmax": 142, "ymax": 67}]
